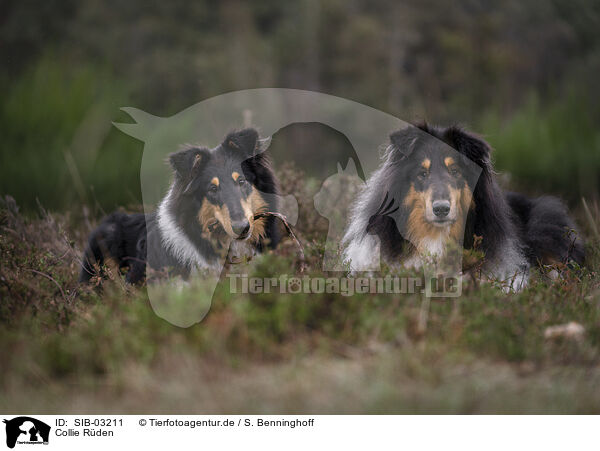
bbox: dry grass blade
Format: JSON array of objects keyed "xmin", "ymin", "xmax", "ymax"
[{"xmin": 581, "ymin": 197, "xmax": 600, "ymax": 242}]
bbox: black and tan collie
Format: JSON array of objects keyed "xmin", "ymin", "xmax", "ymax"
[
  {"xmin": 343, "ymin": 123, "xmax": 585, "ymax": 290},
  {"xmin": 79, "ymin": 128, "xmax": 280, "ymax": 284}
]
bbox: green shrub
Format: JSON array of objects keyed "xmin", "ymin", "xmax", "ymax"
[
  {"xmin": 481, "ymin": 90, "xmax": 600, "ymax": 201},
  {"xmin": 0, "ymin": 55, "xmax": 141, "ymax": 212}
]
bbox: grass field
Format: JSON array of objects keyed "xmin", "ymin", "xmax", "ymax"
[{"xmin": 1, "ymin": 185, "xmax": 600, "ymax": 414}]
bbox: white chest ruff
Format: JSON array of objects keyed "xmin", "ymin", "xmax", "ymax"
[{"xmin": 157, "ymin": 189, "xmax": 211, "ymax": 269}]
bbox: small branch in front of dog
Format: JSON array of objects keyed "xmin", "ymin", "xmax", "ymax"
[
  {"xmin": 254, "ymin": 212, "xmax": 306, "ymax": 273},
  {"xmin": 207, "ymin": 212, "xmax": 305, "ymax": 272},
  {"xmin": 27, "ymin": 268, "xmax": 68, "ymax": 303}
]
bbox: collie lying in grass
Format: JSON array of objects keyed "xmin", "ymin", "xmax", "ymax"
[{"xmin": 343, "ymin": 123, "xmax": 585, "ymax": 290}]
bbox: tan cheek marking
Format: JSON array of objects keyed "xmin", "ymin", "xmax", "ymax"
[
  {"xmin": 449, "ymin": 186, "xmax": 460, "ymax": 210},
  {"xmin": 250, "ymin": 188, "xmax": 268, "ymax": 214},
  {"xmin": 213, "ymin": 204, "xmax": 233, "ymax": 236},
  {"xmin": 238, "ymin": 188, "xmax": 269, "ymax": 242},
  {"xmin": 198, "ymin": 199, "xmax": 216, "ymax": 233},
  {"xmin": 240, "ymin": 198, "xmax": 253, "ymax": 220},
  {"xmin": 460, "ymin": 185, "xmax": 474, "ymax": 212},
  {"xmin": 248, "ymin": 189, "xmax": 269, "ymax": 241},
  {"xmin": 404, "ymin": 185, "xmax": 433, "ymax": 250},
  {"xmin": 404, "ymin": 185, "xmax": 424, "ymax": 208},
  {"xmin": 199, "ymin": 199, "xmax": 235, "ymax": 237},
  {"xmin": 444, "ymin": 157, "xmax": 455, "ymax": 167},
  {"xmin": 422, "ymin": 159, "xmax": 431, "ymax": 170},
  {"xmin": 211, "ymin": 177, "xmax": 219, "ymax": 187},
  {"xmin": 232, "ymin": 172, "xmax": 240, "ymax": 181},
  {"xmin": 449, "ymin": 186, "xmax": 464, "ymax": 242},
  {"xmin": 448, "ymin": 185, "xmax": 475, "ymax": 243}
]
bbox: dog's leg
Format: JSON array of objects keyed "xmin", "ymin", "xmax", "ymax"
[
  {"xmin": 344, "ymin": 235, "xmax": 381, "ymax": 271},
  {"xmin": 79, "ymin": 229, "xmax": 108, "ymax": 283},
  {"xmin": 485, "ymin": 239, "xmax": 530, "ymax": 292}
]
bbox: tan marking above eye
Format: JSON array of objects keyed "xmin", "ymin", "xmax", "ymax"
[
  {"xmin": 444, "ymin": 157, "xmax": 455, "ymax": 167},
  {"xmin": 421, "ymin": 159, "xmax": 431, "ymax": 170},
  {"xmin": 211, "ymin": 177, "xmax": 219, "ymax": 187},
  {"xmin": 232, "ymin": 172, "xmax": 240, "ymax": 181}
]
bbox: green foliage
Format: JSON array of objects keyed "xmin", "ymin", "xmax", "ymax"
[
  {"xmin": 0, "ymin": 56, "xmax": 141, "ymax": 212},
  {"xmin": 482, "ymin": 90, "xmax": 600, "ymax": 200}
]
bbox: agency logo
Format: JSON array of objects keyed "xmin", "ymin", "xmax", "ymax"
[{"xmin": 3, "ymin": 417, "xmax": 50, "ymax": 449}]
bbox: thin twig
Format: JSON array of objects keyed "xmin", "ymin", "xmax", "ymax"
[
  {"xmin": 254, "ymin": 211, "xmax": 306, "ymax": 273},
  {"xmin": 27, "ymin": 268, "xmax": 68, "ymax": 303}
]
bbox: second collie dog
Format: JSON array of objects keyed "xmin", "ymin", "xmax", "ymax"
[{"xmin": 343, "ymin": 123, "xmax": 585, "ymax": 290}]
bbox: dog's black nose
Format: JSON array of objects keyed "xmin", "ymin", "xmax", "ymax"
[
  {"xmin": 232, "ymin": 220, "xmax": 251, "ymax": 238},
  {"xmin": 432, "ymin": 200, "xmax": 451, "ymax": 218}
]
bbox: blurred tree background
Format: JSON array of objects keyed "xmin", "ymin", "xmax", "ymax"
[{"xmin": 1, "ymin": 0, "xmax": 599, "ymax": 211}]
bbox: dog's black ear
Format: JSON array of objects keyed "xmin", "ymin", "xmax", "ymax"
[
  {"xmin": 443, "ymin": 126, "xmax": 492, "ymax": 168},
  {"xmin": 389, "ymin": 126, "xmax": 422, "ymax": 160},
  {"xmin": 168, "ymin": 146, "xmax": 209, "ymax": 180},
  {"xmin": 223, "ymin": 128, "xmax": 270, "ymax": 156}
]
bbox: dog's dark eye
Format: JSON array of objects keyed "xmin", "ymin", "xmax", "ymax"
[
  {"xmin": 208, "ymin": 185, "xmax": 219, "ymax": 193},
  {"xmin": 449, "ymin": 167, "xmax": 460, "ymax": 177},
  {"xmin": 418, "ymin": 170, "xmax": 428, "ymax": 178},
  {"xmin": 238, "ymin": 177, "xmax": 247, "ymax": 185}
]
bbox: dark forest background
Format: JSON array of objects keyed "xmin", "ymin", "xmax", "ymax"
[{"xmin": 1, "ymin": 0, "xmax": 599, "ymax": 211}]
